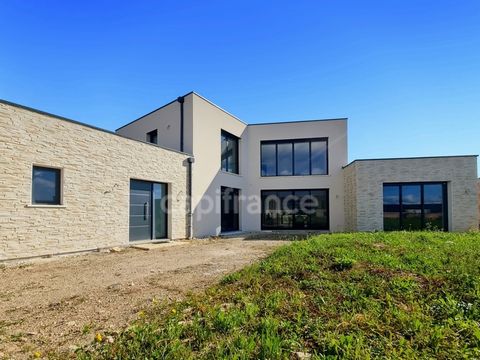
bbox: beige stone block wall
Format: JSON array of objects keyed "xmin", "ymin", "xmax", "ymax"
[
  {"xmin": 477, "ymin": 179, "xmax": 480, "ymax": 227},
  {"xmin": 343, "ymin": 157, "xmax": 478, "ymax": 232},
  {"xmin": 0, "ymin": 102, "xmax": 189, "ymax": 261},
  {"xmin": 343, "ymin": 162, "xmax": 357, "ymax": 231}
]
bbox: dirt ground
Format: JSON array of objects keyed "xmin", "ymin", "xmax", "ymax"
[{"xmin": 0, "ymin": 238, "xmax": 288, "ymax": 359}]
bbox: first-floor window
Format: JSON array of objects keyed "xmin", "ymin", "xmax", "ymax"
[
  {"xmin": 261, "ymin": 138, "xmax": 328, "ymax": 177},
  {"xmin": 32, "ymin": 166, "xmax": 62, "ymax": 205},
  {"xmin": 383, "ymin": 182, "xmax": 448, "ymax": 231},
  {"xmin": 261, "ymin": 189, "xmax": 329, "ymax": 230}
]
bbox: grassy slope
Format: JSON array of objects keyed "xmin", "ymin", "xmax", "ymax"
[{"xmin": 79, "ymin": 232, "xmax": 480, "ymax": 359}]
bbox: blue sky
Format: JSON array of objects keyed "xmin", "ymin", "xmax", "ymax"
[{"xmin": 1, "ymin": 1, "xmax": 479, "ymax": 172}]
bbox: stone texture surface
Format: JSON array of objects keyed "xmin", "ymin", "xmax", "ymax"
[
  {"xmin": 0, "ymin": 102, "xmax": 189, "ymax": 260},
  {"xmin": 343, "ymin": 157, "xmax": 478, "ymax": 232},
  {"xmin": 477, "ymin": 178, "xmax": 480, "ymax": 227},
  {"xmin": 343, "ymin": 163, "xmax": 357, "ymax": 231}
]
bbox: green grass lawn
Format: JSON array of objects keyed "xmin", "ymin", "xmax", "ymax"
[{"xmin": 79, "ymin": 232, "xmax": 480, "ymax": 359}]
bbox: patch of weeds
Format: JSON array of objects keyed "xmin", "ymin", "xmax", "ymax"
[
  {"xmin": 10, "ymin": 332, "xmax": 25, "ymax": 342},
  {"xmin": 82, "ymin": 323, "xmax": 94, "ymax": 335},
  {"xmin": 220, "ymin": 272, "xmax": 241, "ymax": 285}
]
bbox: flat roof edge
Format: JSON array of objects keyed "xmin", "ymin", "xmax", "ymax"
[
  {"xmin": 248, "ymin": 117, "xmax": 348, "ymax": 126},
  {"xmin": 343, "ymin": 155, "xmax": 479, "ymax": 169},
  {"xmin": 0, "ymin": 99, "xmax": 192, "ymax": 157}
]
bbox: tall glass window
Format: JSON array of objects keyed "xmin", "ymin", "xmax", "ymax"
[
  {"xmin": 221, "ymin": 130, "xmax": 239, "ymax": 174},
  {"xmin": 260, "ymin": 138, "xmax": 328, "ymax": 176},
  {"xmin": 153, "ymin": 183, "xmax": 168, "ymax": 239},
  {"xmin": 383, "ymin": 182, "xmax": 448, "ymax": 231}
]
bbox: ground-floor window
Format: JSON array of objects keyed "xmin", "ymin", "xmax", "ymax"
[
  {"xmin": 383, "ymin": 182, "xmax": 448, "ymax": 231},
  {"xmin": 129, "ymin": 179, "xmax": 168, "ymax": 241},
  {"xmin": 261, "ymin": 189, "xmax": 329, "ymax": 230}
]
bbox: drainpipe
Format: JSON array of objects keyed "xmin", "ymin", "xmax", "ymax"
[
  {"xmin": 177, "ymin": 96, "xmax": 185, "ymax": 152},
  {"xmin": 187, "ymin": 157, "xmax": 195, "ymax": 239}
]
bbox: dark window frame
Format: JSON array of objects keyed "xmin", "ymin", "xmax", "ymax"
[
  {"xmin": 383, "ymin": 181, "xmax": 448, "ymax": 231},
  {"xmin": 221, "ymin": 130, "xmax": 240, "ymax": 174},
  {"xmin": 31, "ymin": 165, "xmax": 62, "ymax": 205},
  {"xmin": 260, "ymin": 137, "xmax": 329, "ymax": 177},
  {"xmin": 260, "ymin": 188, "xmax": 330, "ymax": 230},
  {"xmin": 146, "ymin": 129, "xmax": 158, "ymax": 144}
]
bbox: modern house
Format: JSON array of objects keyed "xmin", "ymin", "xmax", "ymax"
[{"xmin": 0, "ymin": 92, "xmax": 478, "ymax": 261}]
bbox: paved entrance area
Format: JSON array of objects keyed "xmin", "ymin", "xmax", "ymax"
[{"xmin": 0, "ymin": 238, "xmax": 288, "ymax": 358}]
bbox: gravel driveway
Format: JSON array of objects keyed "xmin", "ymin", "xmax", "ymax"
[{"xmin": 0, "ymin": 238, "xmax": 288, "ymax": 358}]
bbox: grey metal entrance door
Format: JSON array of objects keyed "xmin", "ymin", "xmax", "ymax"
[
  {"xmin": 129, "ymin": 180, "xmax": 168, "ymax": 242},
  {"xmin": 129, "ymin": 180, "xmax": 153, "ymax": 241}
]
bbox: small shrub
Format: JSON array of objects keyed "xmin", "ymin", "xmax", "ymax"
[{"xmin": 331, "ymin": 256, "xmax": 356, "ymax": 271}]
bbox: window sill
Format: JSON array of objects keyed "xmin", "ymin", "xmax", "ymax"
[{"xmin": 25, "ymin": 204, "xmax": 66, "ymax": 208}]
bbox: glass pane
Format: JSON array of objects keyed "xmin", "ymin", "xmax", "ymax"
[
  {"xmin": 277, "ymin": 191, "xmax": 294, "ymax": 228},
  {"xmin": 228, "ymin": 137, "xmax": 238, "ymax": 173},
  {"xmin": 261, "ymin": 143, "xmax": 276, "ymax": 176},
  {"xmin": 402, "ymin": 185, "xmax": 421, "ymax": 205},
  {"xmin": 424, "ymin": 184, "xmax": 443, "ymax": 204},
  {"xmin": 383, "ymin": 185, "xmax": 400, "ymax": 230},
  {"xmin": 402, "ymin": 207, "xmax": 422, "ymax": 230},
  {"xmin": 153, "ymin": 183, "xmax": 167, "ymax": 239},
  {"xmin": 262, "ymin": 191, "xmax": 280, "ymax": 228},
  {"xmin": 424, "ymin": 184, "xmax": 445, "ymax": 230},
  {"xmin": 383, "ymin": 209, "xmax": 401, "ymax": 231},
  {"xmin": 311, "ymin": 141, "xmax": 327, "ymax": 175},
  {"xmin": 294, "ymin": 141, "xmax": 310, "ymax": 175},
  {"xmin": 310, "ymin": 190, "xmax": 329, "ymax": 229},
  {"xmin": 383, "ymin": 185, "xmax": 400, "ymax": 205},
  {"xmin": 221, "ymin": 134, "xmax": 228, "ymax": 171},
  {"xmin": 293, "ymin": 190, "xmax": 310, "ymax": 229},
  {"xmin": 32, "ymin": 167, "xmax": 61, "ymax": 205},
  {"xmin": 277, "ymin": 143, "xmax": 293, "ymax": 176}
]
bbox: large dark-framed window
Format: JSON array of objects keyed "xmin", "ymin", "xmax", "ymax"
[
  {"xmin": 383, "ymin": 182, "xmax": 448, "ymax": 231},
  {"xmin": 221, "ymin": 130, "xmax": 239, "ymax": 174},
  {"xmin": 32, "ymin": 166, "xmax": 62, "ymax": 205},
  {"xmin": 261, "ymin": 189, "xmax": 329, "ymax": 230},
  {"xmin": 260, "ymin": 138, "xmax": 328, "ymax": 177}
]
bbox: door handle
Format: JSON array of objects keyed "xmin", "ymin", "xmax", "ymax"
[{"xmin": 144, "ymin": 202, "xmax": 149, "ymax": 220}]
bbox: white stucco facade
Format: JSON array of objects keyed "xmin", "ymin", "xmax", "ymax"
[
  {"xmin": 117, "ymin": 92, "xmax": 478, "ymax": 236},
  {"xmin": 117, "ymin": 92, "xmax": 349, "ymax": 237}
]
